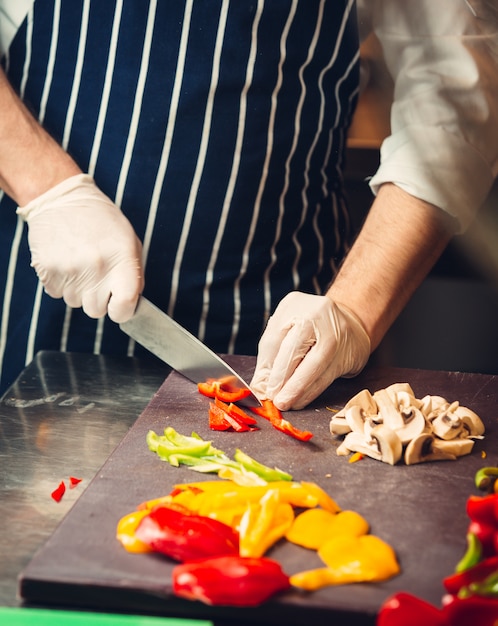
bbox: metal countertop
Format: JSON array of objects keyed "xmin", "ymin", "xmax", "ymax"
[{"xmin": 0, "ymin": 350, "xmax": 170, "ymax": 607}]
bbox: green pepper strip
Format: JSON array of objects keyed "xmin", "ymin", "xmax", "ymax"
[
  {"xmin": 234, "ymin": 449, "xmax": 292, "ymax": 482},
  {"xmin": 475, "ymin": 467, "xmax": 498, "ymax": 493},
  {"xmin": 455, "ymin": 532, "xmax": 483, "ymax": 573},
  {"xmin": 469, "ymin": 571, "xmax": 498, "ymax": 597}
]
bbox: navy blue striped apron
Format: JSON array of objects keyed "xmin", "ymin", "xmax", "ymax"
[{"xmin": 0, "ymin": 0, "xmax": 359, "ymax": 393}]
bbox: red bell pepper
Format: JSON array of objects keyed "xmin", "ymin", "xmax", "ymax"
[
  {"xmin": 172, "ymin": 555, "xmax": 290, "ymax": 606},
  {"xmin": 215, "ymin": 397, "xmax": 258, "ymax": 426},
  {"xmin": 444, "ymin": 556, "xmax": 498, "ymax": 595},
  {"xmin": 208, "ymin": 402, "xmax": 251, "ymax": 432},
  {"xmin": 250, "ymin": 399, "xmax": 313, "ymax": 442},
  {"xmin": 51, "ymin": 480, "xmax": 66, "ymax": 502},
  {"xmin": 135, "ymin": 505, "xmax": 239, "ymax": 562},
  {"xmin": 198, "ymin": 379, "xmax": 251, "ymax": 403},
  {"xmin": 376, "ymin": 592, "xmax": 447, "ymax": 626},
  {"xmin": 466, "ymin": 494, "xmax": 498, "ymax": 527},
  {"xmin": 442, "ymin": 593, "xmax": 498, "ymax": 626}
]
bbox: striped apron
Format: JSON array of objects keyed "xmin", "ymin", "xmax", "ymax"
[{"xmin": 0, "ymin": 0, "xmax": 359, "ymax": 393}]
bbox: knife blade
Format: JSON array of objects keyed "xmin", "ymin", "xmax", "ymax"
[{"xmin": 120, "ymin": 297, "xmax": 259, "ymax": 402}]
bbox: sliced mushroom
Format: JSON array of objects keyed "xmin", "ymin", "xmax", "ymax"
[
  {"xmin": 431, "ymin": 402, "xmax": 465, "ymax": 440},
  {"xmin": 329, "ymin": 414, "xmax": 351, "ymax": 436},
  {"xmin": 344, "ymin": 405, "xmax": 367, "ymax": 434},
  {"xmin": 432, "ymin": 437, "xmax": 475, "ymax": 457},
  {"xmin": 338, "ymin": 426, "xmax": 402, "ymax": 465},
  {"xmin": 419, "ymin": 394, "xmax": 433, "ymax": 419},
  {"xmin": 384, "ymin": 382, "xmax": 416, "ymax": 402},
  {"xmin": 373, "ymin": 388, "xmax": 405, "ymax": 430},
  {"xmin": 404, "ymin": 433, "xmax": 457, "ymax": 465},
  {"xmin": 396, "ymin": 406, "xmax": 427, "ymax": 445},
  {"xmin": 452, "ymin": 405, "xmax": 485, "ymax": 437}
]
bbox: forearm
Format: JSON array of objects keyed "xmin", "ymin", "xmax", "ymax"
[
  {"xmin": 327, "ymin": 183, "xmax": 456, "ymax": 351},
  {"xmin": 0, "ymin": 67, "xmax": 80, "ymax": 205}
]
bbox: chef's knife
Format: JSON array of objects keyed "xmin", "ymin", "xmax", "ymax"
[{"xmin": 120, "ymin": 297, "xmax": 259, "ymax": 402}]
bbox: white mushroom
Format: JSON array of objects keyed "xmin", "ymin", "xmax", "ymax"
[
  {"xmin": 396, "ymin": 406, "xmax": 427, "ymax": 445},
  {"xmin": 339, "ymin": 425, "xmax": 402, "ymax": 466},
  {"xmin": 344, "ymin": 405, "xmax": 367, "ymax": 434},
  {"xmin": 404, "ymin": 433, "xmax": 457, "ymax": 465},
  {"xmin": 329, "ymin": 414, "xmax": 351, "ymax": 436},
  {"xmin": 431, "ymin": 401, "xmax": 465, "ymax": 440},
  {"xmin": 452, "ymin": 405, "xmax": 485, "ymax": 437},
  {"xmin": 432, "ymin": 438, "xmax": 475, "ymax": 457},
  {"xmin": 373, "ymin": 388, "xmax": 405, "ymax": 430}
]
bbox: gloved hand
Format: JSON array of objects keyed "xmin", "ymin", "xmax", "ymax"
[
  {"xmin": 17, "ymin": 173, "xmax": 143, "ymax": 323},
  {"xmin": 250, "ymin": 292, "xmax": 371, "ymax": 411}
]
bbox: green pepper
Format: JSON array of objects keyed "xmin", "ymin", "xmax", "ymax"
[
  {"xmin": 455, "ymin": 532, "xmax": 483, "ymax": 573},
  {"xmin": 475, "ymin": 467, "xmax": 498, "ymax": 493},
  {"xmin": 234, "ymin": 449, "xmax": 292, "ymax": 482}
]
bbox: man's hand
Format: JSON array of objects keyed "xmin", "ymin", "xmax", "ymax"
[
  {"xmin": 17, "ymin": 174, "xmax": 144, "ymax": 323},
  {"xmin": 250, "ymin": 292, "xmax": 371, "ymax": 411}
]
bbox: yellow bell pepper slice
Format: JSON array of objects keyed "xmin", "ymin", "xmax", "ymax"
[
  {"xmin": 286, "ymin": 509, "xmax": 369, "ymax": 550},
  {"xmin": 318, "ymin": 534, "xmax": 400, "ymax": 583},
  {"xmin": 239, "ymin": 489, "xmax": 295, "ymax": 557},
  {"xmin": 300, "ymin": 481, "xmax": 341, "ymax": 513},
  {"xmin": 116, "ymin": 510, "xmax": 153, "ymax": 553}
]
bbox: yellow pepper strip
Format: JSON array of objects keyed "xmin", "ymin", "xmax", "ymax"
[
  {"xmin": 116, "ymin": 510, "xmax": 153, "ymax": 553},
  {"xmin": 317, "ymin": 534, "xmax": 400, "ymax": 583},
  {"xmin": 285, "ymin": 509, "xmax": 369, "ymax": 550},
  {"xmin": 300, "ymin": 481, "xmax": 341, "ymax": 513},
  {"xmin": 137, "ymin": 495, "xmax": 174, "ymax": 510},
  {"xmin": 239, "ymin": 490, "xmax": 295, "ymax": 557}
]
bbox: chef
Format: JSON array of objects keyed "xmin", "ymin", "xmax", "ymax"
[{"xmin": 0, "ymin": 0, "xmax": 497, "ymax": 407}]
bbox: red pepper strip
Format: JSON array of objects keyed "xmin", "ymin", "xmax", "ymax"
[
  {"xmin": 208, "ymin": 403, "xmax": 231, "ymax": 431},
  {"xmin": 214, "ymin": 397, "xmax": 258, "ymax": 426},
  {"xmin": 442, "ymin": 594, "xmax": 498, "ymax": 626},
  {"xmin": 209, "ymin": 402, "xmax": 250, "ymax": 432},
  {"xmin": 444, "ymin": 556, "xmax": 498, "ymax": 595},
  {"xmin": 51, "ymin": 480, "xmax": 66, "ymax": 502},
  {"xmin": 466, "ymin": 494, "xmax": 498, "ymax": 526},
  {"xmin": 468, "ymin": 520, "xmax": 497, "ymax": 557},
  {"xmin": 250, "ymin": 399, "xmax": 313, "ymax": 442},
  {"xmin": 377, "ymin": 592, "xmax": 447, "ymax": 626},
  {"xmin": 134, "ymin": 505, "xmax": 239, "ymax": 562},
  {"xmin": 172, "ymin": 555, "xmax": 290, "ymax": 606},
  {"xmin": 69, "ymin": 476, "xmax": 82, "ymax": 488},
  {"xmin": 198, "ymin": 380, "xmax": 252, "ymax": 403}
]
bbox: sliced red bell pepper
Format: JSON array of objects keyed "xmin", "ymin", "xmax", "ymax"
[
  {"xmin": 198, "ymin": 379, "xmax": 251, "ymax": 403},
  {"xmin": 69, "ymin": 476, "xmax": 82, "ymax": 488},
  {"xmin": 376, "ymin": 592, "xmax": 447, "ymax": 626},
  {"xmin": 172, "ymin": 555, "xmax": 291, "ymax": 606},
  {"xmin": 467, "ymin": 520, "xmax": 497, "ymax": 557},
  {"xmin": 51, "ymin": 480, "xmax": 66, "ymax": 502},
  {"xmin": 251, "ymin": 399, "xmax": 313, "ymax": 442},
  {"xmin": 442, "ymin": 593, "xmax": 498, "ymax": 626},
  {"xmin": 135, "ymin": 505, "xmax": 239, "ymax": 562},
  {"xmin": 466, "ymin": 494, "xmax": 498, "ymax": 527},
  {"xmin": 215, "ymin": 397, "xmax": 258, "ymax": 426},
  {"xmin": 208, "ymin": 403, "xmax": 231, "ymax": 431},
  {"xmin": 444, "ymin": 556, "xmax": 498, "ymax": 595},
  {"xmin": 209, "ymin": 402, "xmax": 251, "ymax": 432}
]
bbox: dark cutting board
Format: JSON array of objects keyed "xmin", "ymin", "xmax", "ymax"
[{"xmin": 19, "ymin": 357, "xmax": 498, "ymax": 625}]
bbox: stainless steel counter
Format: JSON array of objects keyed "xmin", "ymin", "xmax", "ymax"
[{"xmin": 0, "ymin": 350, "xmax": 170, "ymax": 607}]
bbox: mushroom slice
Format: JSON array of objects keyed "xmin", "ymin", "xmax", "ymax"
[
  {"xmin": 431, "ymin": 404, "xmax": 465, "ymax": 440},
  {"xmin": 384, "ymin": 382, "xmax": 416, "ymax": 402},
  {"xmin": 337, "ymin": 431, "xmax": 382, "ymax": 461},
  {"xmin": 344, "ymin": 388, "xmax": 378, "ymax": 415},
  {"xmin": 373, "ymin": 388, "xmax": 405, "ymax": 430},
  {"xmin": 404, "ymin": 433, "xmax": 457, "ymax": 465},
  {"xmin": 339, "ymin": 426, "xmax": 402, "ymax": 466},
  {"xmin": 452, "ymin": 405, "xmax": 485, "ymax": 437},
  {"xmin": 344, "ymin": 405, "xmax": 367, "ymax": 434},
  {"xmin": 396, "ymin": 406, "xmax": 427, "ymax": 445},
  {"xmin": 419, "ymin": 395, "xmax": 433, "ymax": 419},
  {"xmin": 329, "ymin": 414, "xmax": 352, "ymax": 436},
  {"xmin": 432, "ymin": 438, "xmax": 475, "ymax": 457}
]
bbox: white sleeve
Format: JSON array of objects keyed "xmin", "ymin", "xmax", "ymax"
[
  {"xmin": 368, "ymin": 0, "xmax": 498, "ymax": 232},
  {"xmin": 0, "ymin": 0, "xmax": 34, "ymax": 57}
]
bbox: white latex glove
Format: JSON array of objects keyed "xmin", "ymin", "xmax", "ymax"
[
  {"xmin": 250, "ymin": 292, "xmax": 371, "ymax": 410},
  {"xmin": 17, "ymin": 173, "xmax": 143, "ymax": 323}
]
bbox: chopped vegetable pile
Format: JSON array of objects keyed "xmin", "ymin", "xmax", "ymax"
[
  {"xmin": 118, "ymin": 432, "xmax": 400, "ymax": 606},
  {"xmin": 377, "ymin": 465, "xmax": 498, "ymax": 625},
  {"xmin": 330, "ymin": 382, "xmax": 484, "ymax": 466},
  {"xmin": 198, "ymin": 378, "xmax": 314, "ymax": 441}
]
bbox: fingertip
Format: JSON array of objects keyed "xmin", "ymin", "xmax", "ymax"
[{"xmin": 107, "ymin": 294, "xmax": 139, "ymax": 323}]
